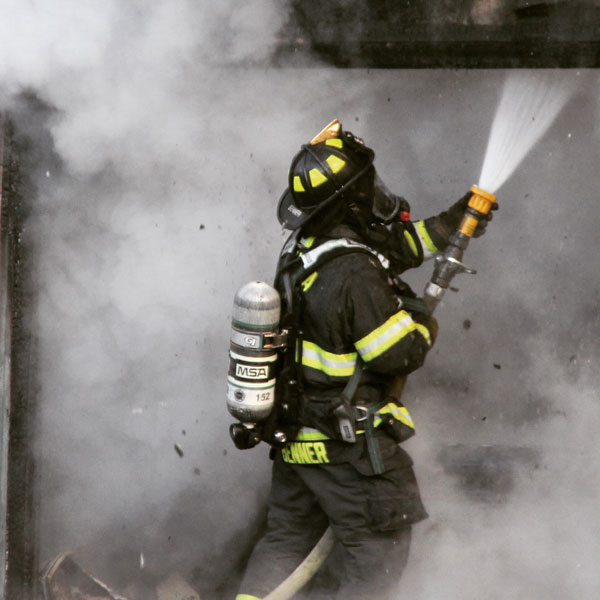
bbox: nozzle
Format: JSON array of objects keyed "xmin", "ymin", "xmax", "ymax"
[
  {"xmin": 469, "ymin": 185, "xmax": 497, "ymax": 215},
  {"xmin": 457, "ymin": 186, "xmax": 498, "ymax": 238},
  {"xmin": 424, "ymin": 185, "xmax": 497, "ymax": 314}
]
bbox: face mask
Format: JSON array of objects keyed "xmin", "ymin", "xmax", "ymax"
[{"xmin": 371, "ymin": 173, "xmax": 411, "ymax": 224}]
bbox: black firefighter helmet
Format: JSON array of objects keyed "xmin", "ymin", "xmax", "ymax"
[{"xmin": 277, "ymin": 120, "xmax": 375, "ymax": 230}]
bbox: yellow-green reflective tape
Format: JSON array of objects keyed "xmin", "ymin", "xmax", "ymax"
[
  {"xmin": 300, "ymin": 341, "xmax": 357, "ymax": 377},
  {"xmin": 373, "ymin": 402, "xmax": 415, "ymax": 429},
  {"xmin": 326, "ymin": 154, "xmax": 346, "ymax": 174},
  {"xmin": 309, "ymin": 168, "xmax": 328, "ymax": 188},
  {"xmin": 301, "ymin": 271, "xmax": 318, "ymax": 292},
  {"xmin": 325, "ymin": 138, "xmax": 343, "ymax": 148},
  {"xmin": 293, "ymin": 175, "xmax": 305, "ymax": 193},
  {"xmin": 355, "ymin": 311, "xmax": 417, "ymax": 362},
  {"xmin": 415, "ymin": 220, "xmax": 439, "ymax": 258},
  {"xmin": 299, "ymin": 236, "xmax": 316, "ymax": 249},
  {"xmin": 299, "ymin": 409, "xmax": 414, "ymax": 439},
  {"xmin": 403, "ymin": 230, "xmax": 419, "ymax": 257},
  {"xmin": 415, "ymin": 323, "xmax": 432, "ymax": 347},
  {"xmin": 235, "ymin": 595, "xmax": 262, "ymax": 600},
  {"xmin": 296, "ymin": 427, "xmax": 330, "ymax": 441}
]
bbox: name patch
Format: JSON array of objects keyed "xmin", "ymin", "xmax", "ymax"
[{"xmin": 281, "ymin": 441, "xmax": 330, "ymax": 465}]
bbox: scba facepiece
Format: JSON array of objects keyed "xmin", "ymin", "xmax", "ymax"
[{"xmin": 371, "ymin": 173, "xmax": 411, "ymax": 225}]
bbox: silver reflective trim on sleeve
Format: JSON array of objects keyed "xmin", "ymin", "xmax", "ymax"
[
  {"xmin": 355, "ymin": 310, "xmax": 418, "ymax": 362},
  {"xmin": 300, "ymin": 341, "xmax": 357, "ymax": 377}
]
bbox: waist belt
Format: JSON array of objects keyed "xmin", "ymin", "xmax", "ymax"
[
  {"xmin": 282, "ymin": 404, "xmax": 386, "ymax": 474},
  {"xmin": 297, "ymin": 356, "xmax": 416, "ymax": 474},
  {"xmin": 292, "ymin": 399, "xmax": 415, "ymax": 475}
]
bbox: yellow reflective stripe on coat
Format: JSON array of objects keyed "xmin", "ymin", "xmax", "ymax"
[
  {"xmin": 414, "ymin": 220, "xmax": 439, "ymax": 259},
  {"xmin": 355, "ymin": 310, "xmax": 418, "ymax": 362},
  {"xmin": 296, "ymin": 427, "xmax": 330, "ymax": 441},
  {"xmin": 414, "ymin": 323, "xmax": 432, "ymax": 347},
  {"xmin": 300, "ymin": 341, "xmax": 357, "ymax": 377},
  {"xmin": 298, "ymin": 403, "xmax": 415, "ymax": 439},
  {"xmin": 372, "ymin": 402, "xmax": 415, "ymax": 429},
  {"xmin": 297, "ymin": 426, "xmax": 352, "ymax": 440},
  {"xmin": 301, "ymin": 271, "xmax": 318, "ymax": 292},
  {"xmin": 235, "ymin": 595, "xmax": 262, "ymax": 600},
  {"xmin": 403, "ymin": 230, "xmax": 419, "ymax": 257}
]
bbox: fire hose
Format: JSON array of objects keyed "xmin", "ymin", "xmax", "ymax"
[
  {"xmin": 262, "ymin": 185, "xmax": 498, "ymax": 600},
  {"xmin": 263, "ymin": 527, "xmax": 336, "ymax": 600}
]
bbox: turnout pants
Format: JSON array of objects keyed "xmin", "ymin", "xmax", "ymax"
[{"xmin": 236, "ymin": 433, "xmax": 427, "ymax": 600}]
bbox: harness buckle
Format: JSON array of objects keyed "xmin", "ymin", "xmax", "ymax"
[{"xmin": 355, "ymin": 405, "xmax": 369, "ymax": 422}]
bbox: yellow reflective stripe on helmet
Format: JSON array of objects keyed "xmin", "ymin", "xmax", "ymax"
[
  {"xmin": 415, "ymin": 323, "xmax": 432, "ymax": 347},
  {"xmin": 236, "ymin": 595, "xmax": 262, "ymax": 600},
  {"xmin": 293, "ymin": 175, "xmax": 305, "ymax": 193},
  {"xmin": 326, "ymin": 154, "xmax": 346, "ymax": 174},
  {"xmin": 415, "ymin": 220, "xmax": 439, "ymax": 259},
  {"xmin": 403, "ymin": 230, "xmax": 419, "ymax": 257},
  {"xmin": 355, "ymin": 310, "xmax": 417, "ymax": 362},
  {"xmin": 300, "ymin": 341, "xmax": 357, "ymax": 377},
  {"xmin": 372, "ymin": 402, "xmax": 415, "ymax": 429},
  {"xmin": 296, "ymin": 427, "xmax": 330, "ymax": 441},
  {"xmin": 309, "ymin": 168, "xmax": 328, "ymax": 188},
  {"xmin": 301, "ymin": 271, "xmax": 318, "ymax": 292},
  {"xmin": 325, "ymin": 138, "xmax": 343, "ymax": 148}
]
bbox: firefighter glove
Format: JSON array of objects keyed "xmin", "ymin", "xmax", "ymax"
[{"xmin": 445, "ymin": 192, "xmax": 498, "ymax": 238}]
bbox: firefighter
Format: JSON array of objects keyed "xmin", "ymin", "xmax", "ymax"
[{"xmin": 233, "ymin": 120, "xmax": 493, "ymax": 600}]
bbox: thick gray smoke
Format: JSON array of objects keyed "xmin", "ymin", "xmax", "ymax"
[{"xmin": 2, "ymin": 3, "xmax": 600, "ymax": 598}]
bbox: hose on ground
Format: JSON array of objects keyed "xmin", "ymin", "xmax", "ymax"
[{"xmin": 263, "ymin": 527, "xmax": 336, "ymax": 600}]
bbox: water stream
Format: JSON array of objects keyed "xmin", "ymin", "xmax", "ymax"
[{"xmin": 478, "ymin": 71, "xmax": 577, "ymax": 194}]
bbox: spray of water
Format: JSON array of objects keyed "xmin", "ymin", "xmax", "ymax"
[{"xmin": 478, "ymin": 71, "xmax": 577, "ymax": 193}]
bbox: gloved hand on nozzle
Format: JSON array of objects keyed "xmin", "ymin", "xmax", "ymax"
[{"xmin": 443, "ymin": 191, "xmax": 499, "ymax": 238}]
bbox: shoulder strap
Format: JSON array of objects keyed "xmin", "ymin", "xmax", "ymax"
[
  {"xmin": 332, "ymin": 355, "xmax": 364, "ymax": 443},
  {"xmin": 275, "ymin": 235, "xmax": 390, "ymax": 316},
  {"xmin": 298, "ymin": 238, "xmax": 389, "ymax": 276},
  {"xmin": 274, "ymin": 235, "xmax": 390, "ymax": 443}
]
